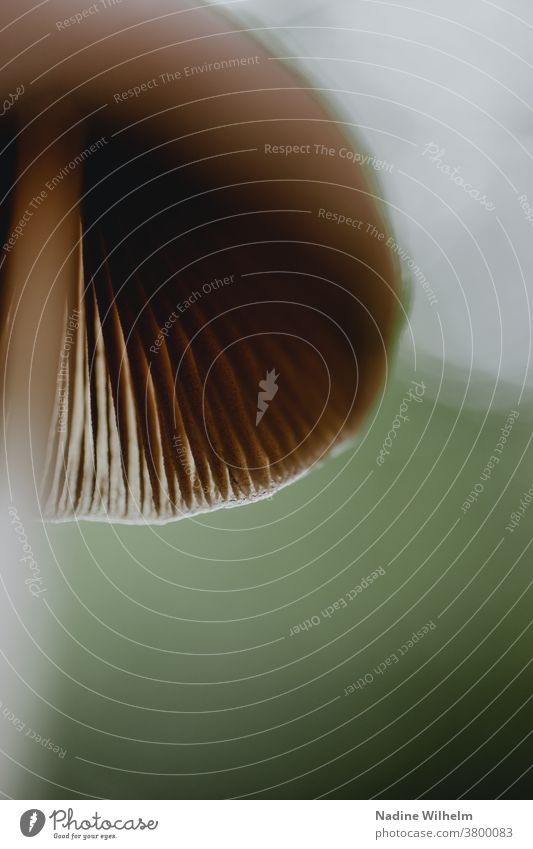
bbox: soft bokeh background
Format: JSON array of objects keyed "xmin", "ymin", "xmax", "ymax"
[{"xmin": 1, "ymin": 0, "xmax": 532, "ymax": 799}]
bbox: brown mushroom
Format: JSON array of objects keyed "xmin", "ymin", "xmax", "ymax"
[{"xmin": 0, "ymin": 0, "xmax": 402, "ymax": 522}]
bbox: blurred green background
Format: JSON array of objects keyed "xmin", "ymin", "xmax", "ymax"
[{"xmin": 3, "ymin": 350, "xmax": 531, "ymax": 799}]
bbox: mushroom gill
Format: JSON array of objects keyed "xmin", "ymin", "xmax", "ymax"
[{"xmin": 0, "ymin": 0, "xmax": 402, "ymax": 523}]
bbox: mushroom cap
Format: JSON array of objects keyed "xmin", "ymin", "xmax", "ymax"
[{"xmin": 0, "ymin": 0, "xmax": 403, "ymax": 522}]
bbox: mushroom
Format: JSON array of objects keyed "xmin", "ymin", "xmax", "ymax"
[{"xmin": 0, "ymin": 0, "xmax": 402, "ymax": 522}]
